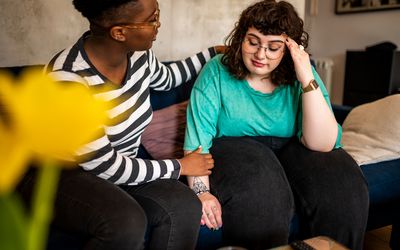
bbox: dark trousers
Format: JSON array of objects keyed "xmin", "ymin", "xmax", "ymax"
[
  {"xmin": 17, "ymin": 168, "xmax": 202, "ymax": 250},
  {"xmin": 209, "ymin": 136, "xmax": 369, "ymax": 250}
]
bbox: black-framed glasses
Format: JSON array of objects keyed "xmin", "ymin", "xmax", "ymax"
[{"xmin": 242, "ymin": 37, "xmax": 285, "ymax": 60}]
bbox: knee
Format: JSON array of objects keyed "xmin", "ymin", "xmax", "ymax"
[
  {"xmin": 96, "ymin": 201, "xmax": 147, "ymax": 245},
  {"xmin": 167, "ymin": 181, "xmax": 202, "ymax": 219},
  {"xmin": 311, "ymin": 176, "xmax": 369, "ymax": 226}
]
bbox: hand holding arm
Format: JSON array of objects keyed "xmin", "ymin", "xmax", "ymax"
[
  {"xmin": 179, "ymin": 146, "xmax": 214, "ymax": 176},
  {"xmin": 185, "ymin": 150, "xmax": 222, "ymax": 229}
]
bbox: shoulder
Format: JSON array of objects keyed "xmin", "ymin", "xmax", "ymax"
[
  {"xmin": 199, "ymin": 54, "xmax": 229, "ymax": 78},
  {"xmin": 194, "ymin": 54, "xmax": 239, "ymax": 96},
  {"xmin": 207, "ymin": 54, "xmax": 225, "ymax": 68},
  {"xmin": 129, "ymin": 50, "xmax": 150, "ymax": 65},
  {"xmin": 47, "ymin": 35, "xmax": 88, "ymax": 74}
]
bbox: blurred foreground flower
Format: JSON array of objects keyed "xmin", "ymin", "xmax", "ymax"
[{"xmin": 0, "ymin": 69, "xmax": 110, "ymax": 250}]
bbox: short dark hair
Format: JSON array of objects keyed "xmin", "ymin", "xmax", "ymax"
[
  {"xmin": 222, "ymin": 0, "xmax": 309, "ymax": 86},
  {"xmin": 72, "ymin": 0, "xmax": 140, "ymax": 27}
]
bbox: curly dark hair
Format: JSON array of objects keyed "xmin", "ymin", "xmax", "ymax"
[
  {"xmin": 221, "ymin": 0, "xmax": 309, "ymax": 86},
  {"xmin": 72, "ymin": 0, "xmax": 140, "ymax": 27}
]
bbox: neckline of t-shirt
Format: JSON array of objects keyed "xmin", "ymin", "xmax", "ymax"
[{"xmin": 242, "ymin": 79, "xmax": 284, "ymax": 97}]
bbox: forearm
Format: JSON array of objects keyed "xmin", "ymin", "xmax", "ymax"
[
  {"xmin": 187, "ymin": 176, "xmax": 211, "ymax": 195},
  {"xmin": 79, "ymin": 142, "xmax": 180, "ymax": 185},
  {"xmin": 184, "ymin": 150, "xmax": 211, "ymax": 194},
  {"xmin": 149, "ymin": 47, "xmax": 216, "ymax": 91},
  {"xmin": 301, "ymin": 89, "xmax": 338, "ymax": 152}
]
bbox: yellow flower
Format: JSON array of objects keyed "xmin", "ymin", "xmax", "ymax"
[
  {"xmin": 0, "ymin": 69, "xmax": 110, "ymax": 194},
  {"xmin": 0, "ymin": 72, "xmax": 31, "ymax": 194}
]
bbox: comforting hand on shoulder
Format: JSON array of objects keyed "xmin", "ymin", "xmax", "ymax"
[{"xmin": 198, "ymin": 192, "xmax": 223, "ymax": 230}]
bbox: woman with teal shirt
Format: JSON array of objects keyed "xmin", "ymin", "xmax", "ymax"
[
  {"xmin": 184, "ymin": 54, "xmax": 342, "ymax": 149},
  {"xmin": 184, "ymin": 1, "xmax": 368, "ymax": 250}
]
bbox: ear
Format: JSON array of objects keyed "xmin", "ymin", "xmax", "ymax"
[{"xmin": 109, "ymin": 26, "xmax": 127, "ymax": 42}]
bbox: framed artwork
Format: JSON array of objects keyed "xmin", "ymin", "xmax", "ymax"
[{"xmin": 335, "ymin": 0, "xmax": 400, "ymax": 14}]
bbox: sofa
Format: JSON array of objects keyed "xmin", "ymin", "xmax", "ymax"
[
  {"xmin": 145, "ymin": 75, "xmax": 400, "ymax": 250},
  {"xmin": 2, "ymin": 65, "xmax": 400, "ymax": 249}
]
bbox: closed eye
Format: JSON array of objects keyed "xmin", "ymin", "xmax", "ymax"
[
  {"xmin": 247, "ymin": 38, "xmax": 260, "ymax": 46},
  {"xmin": 268, "ymin": 47, "xmax": 280, "ymax": 52}
]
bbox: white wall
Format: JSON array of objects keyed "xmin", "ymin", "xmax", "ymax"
[
  {"xmin": 153, "ymin": 0, "xmax": 305, "ymax": 60},
  {"xmin": 304, "ymin": 1, "xmax": 400, "ymax": 104},
  {"xmin": 0, "ymin": 0, "xmax": 305, "ymax": 66},
  {"xmin": 153, "ymin": 0, "xmax": 258, "ymax": 60},
  {"xmin": 0, "ymin": 0, "xmax": 87, "ymax": 67}
]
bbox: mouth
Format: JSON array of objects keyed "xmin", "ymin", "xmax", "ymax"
[
  {"xmin": 251, "ymin": 60, "xmax": 265, "ymax": 68},
  {"xmin": 153, "ymin": 32, "xmax": 158, "ymax": 41}
]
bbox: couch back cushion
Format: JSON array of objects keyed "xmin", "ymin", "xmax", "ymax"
[
  {"xmin": 342, "ymin": 94, "xmax": 400, "ymax": 165},
  {"xmin": 141, "ymin": 101, "xmax": 188, "ymax": 159}
]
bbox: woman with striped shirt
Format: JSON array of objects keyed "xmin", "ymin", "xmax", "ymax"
[{"xmin": 17, "ymin": 0, "xmax": 222, "ymax": 249}]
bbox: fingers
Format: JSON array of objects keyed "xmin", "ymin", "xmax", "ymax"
[
  {"xmin": 284, "ymin": 36, "xmax": 313, "ymax": 84},
  {"xmin": 204, "ymin": 153, "xmax": 213, "ymax": 159},
  {"xmin": 181, "ymin": 147, "xmax": 214, "ymax": 176},
  {"xmin": 201, "ymin": 153, "xmax": 214, "ymax": 170},
  {"xmin": 202, "ymin": 205, "xmax": 222, "ymax": 230},
  {"xmin": 202, "ymin": 209, "xmax": 219, "ymax": 230},
  {"xmin": 207, "ymin": 157, "xmax": 214, "ymax": 168},
  {"xmin": 212, "ymin": 205, "xmax": 223, "ymax": 227},
  {"xmin": 284, "ymin": 36, "xmax": 304, "ymax": 54},
  {"xmin": 195, "ymin": 145, "xmax": 202, "ymax": 153}
]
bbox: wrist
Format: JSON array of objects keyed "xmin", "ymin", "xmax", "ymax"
[
  {"xmin": 194, "ymin": 189, "xmax": 210, "ymax": 196},
  {"xmin": 192, "ymin": 177, "xmax": 209, "ymax": 196},
  {"xmin": 302, "ymin": 79, "xmax": 319, "ymax": 93},
  {"xmin": 178, "ymin": 159, "xmax": 187, "ymax": 176}
]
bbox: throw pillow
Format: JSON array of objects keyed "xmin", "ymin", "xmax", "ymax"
[
  {"xmin": 342, "ymin": 94, "xmax": 400, "ymax": 165},
  {"xmin": 141, "ymin": 101, "xmax": 188, "ymax": 160}
]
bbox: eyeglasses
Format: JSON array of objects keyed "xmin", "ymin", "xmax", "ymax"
[
  {"xmin": 120, "ymin": 8, "xmax": 160, "ymax": 30},
  {"xmin": 242, "ymin": 37, "xmax": 285, "ymax": 60},
  {"xmin": 92, "ymin": 7, "xmax": 160, "ymax": 31}
]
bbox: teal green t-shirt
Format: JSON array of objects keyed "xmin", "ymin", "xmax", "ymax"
[{"xmin": 184, "ymin": 55, "xmax": 342, "ymax": 153}]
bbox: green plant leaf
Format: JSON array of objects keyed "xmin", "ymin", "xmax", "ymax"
[{"xmin": 0, "ymin": 193, "xmax": 27, "ymax": 250}]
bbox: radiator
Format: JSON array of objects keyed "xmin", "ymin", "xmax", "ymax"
[{"xmin": 314, "ymin": 58, "xmax": 334, "ymax": 97}]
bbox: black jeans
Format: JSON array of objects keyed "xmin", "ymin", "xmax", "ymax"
[
  {"xmin": 209, "ymin": 136, "xmax": 369, "ymax": 250},
  {"xmin": 17, "ymin": 168, "xmax": 202, "ymax": 250}
]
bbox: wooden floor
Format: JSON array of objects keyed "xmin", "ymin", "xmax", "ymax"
[{"xmin": 364, "ymin": 226, "xmax": 392, "ymax": 250}]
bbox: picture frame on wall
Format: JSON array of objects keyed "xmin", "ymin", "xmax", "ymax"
[{"xmin": 335, "ymin": 0, "xmax": 400, "ymax": 14}]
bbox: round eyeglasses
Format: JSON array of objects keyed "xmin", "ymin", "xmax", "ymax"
[{"xmin": 242, "ymin": 37, "xmax": 285, "ymax": 60}]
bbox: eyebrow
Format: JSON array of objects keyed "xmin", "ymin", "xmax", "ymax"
[
  {"xmin": 247, "ymin": 33, "xmax": 285, "ymax": 43},
  {"xmin": 144, "ymin": 4, "xmax": 159, "ymax": 21}
]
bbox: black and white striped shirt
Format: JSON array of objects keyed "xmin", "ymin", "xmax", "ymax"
[{"xmin": 46, "ymin": 32, "xmax": 216, "ymax": 185}]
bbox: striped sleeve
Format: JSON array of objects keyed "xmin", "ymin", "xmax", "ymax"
[
  {"xmin": 76, "ymin": 137, "xmax": 181, "ymax": 185},
  {"xmin": 46, "ymin": 47, "xmax": 183, "ymax": 185},
  {"xmin": 148, "ymin": 47, "xmax": 216, "ymax": 91}
]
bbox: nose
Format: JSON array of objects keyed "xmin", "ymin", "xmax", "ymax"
[
  {"xmin": 254, "ymin": 47, "xmax": 267, "ymax": 59},
  {"xmin": 155, "ymin": 21, "xmax": 161, "ymax": 31}
]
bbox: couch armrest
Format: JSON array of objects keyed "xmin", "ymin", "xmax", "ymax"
[{"xmin": 332, "ymin": 104, "xmax": 353, "ymax": 125}]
